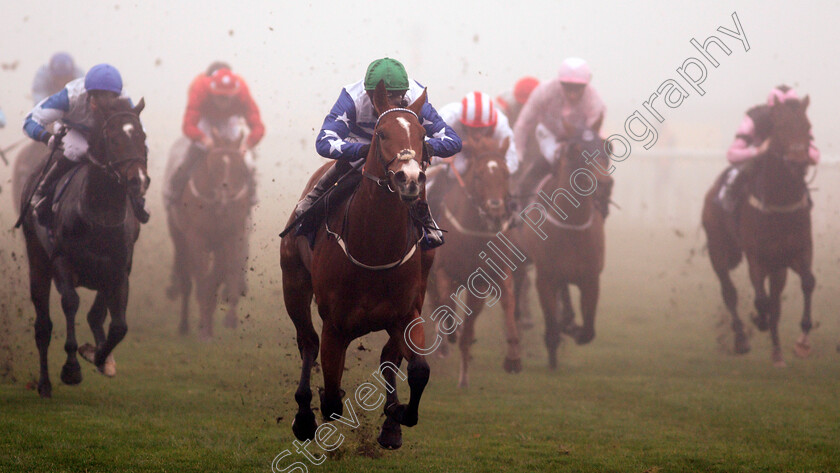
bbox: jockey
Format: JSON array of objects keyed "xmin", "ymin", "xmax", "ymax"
[
  {"xmin": 293, "ymin": 57, "xmax": 462, "ymax": 249},
  {"xmin": 719, "ymin": 85, "xmax": 820, "ymax": 212},
  {"xmin": 513, "ymin": 57, "xmax": 609, "ymax": 215},
  {"xmin": 495, "ymin": 76, "xmax": 540, "ymax": 127},
  {"xmin": 32, "ymin": 52, "xmax": 85, "ymax": 105},
  {"xmin": 427, "ymin": 91, "xmax": 518, "ymax": 210},
  {"xmin": 23, "ymin": 63, "xmax": 148, "ymax": 225},
  {"xmin": 165, "ymin": 65, "xmax": 264, "ymax": 209}
]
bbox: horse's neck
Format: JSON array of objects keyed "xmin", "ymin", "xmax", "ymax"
[
  {"xmin": 345, "ymin": 179, "xmax": 413, "ymax": 256},
  {"xmin": 548, "ymin": 168, "xmax": 593, "ymax": 224},
  {"xmin": 83, "ymin": 166, "xmax": 126, "ymax": 217},
  {"xmin": 450, "ymin": 179, "xmax": 486, "ymax": 227},
  {"xmin": 754, "ymin": 154, "xmax": 805, "ymax": 205}
]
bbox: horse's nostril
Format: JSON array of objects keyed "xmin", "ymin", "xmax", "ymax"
[
  {"xmin": 395, "ymin": 171, "xmax": 407, "ymax": 183},
  {"xmin": 487, "ymin": 199, "xmax": 503, "ymax": 209}
]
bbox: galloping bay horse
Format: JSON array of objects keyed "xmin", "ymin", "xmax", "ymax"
[
  {"xmin": 702, "ymin": 95, "xmax": 815, "ymax": 367},
  {"xmin": 507, "ymin": 124, "xmax": 612, "ymax": 369},
  {"xmin": 16, "ymin": 97, "xmax": 149, "ymax": 398},
  {"xmin": 427, "ymin": 134, "xmax": 521, "ymax": 387},
  {"xmin": 165, "ymin": 131, "xmax": 253, "ymax": 339},
  {"xmin": 280, "ymin": 82, "xmax": 433, "ymax": 450}
]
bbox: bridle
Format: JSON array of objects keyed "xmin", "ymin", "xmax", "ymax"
[
  {"xmin": 361, "ymin": 107, "xmax": 427, "ymax": 192},
  {"xmin": 88, "ymin": 111, "xmax": 148, "ymax": 186}
]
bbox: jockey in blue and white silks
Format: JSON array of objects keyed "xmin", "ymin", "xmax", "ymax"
[
  {"xmin": 293, "ymin": 58, "xmax": 461, "ymax": 250},
  {"xmin": 31, "ymin": 52, "xmax": 85, "ymax": 105},
  {"xmin": 315, "ymin": 78, "xmax": 461, "ymax": 163}
]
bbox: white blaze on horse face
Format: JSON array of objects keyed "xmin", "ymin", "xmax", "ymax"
[
  {"xmin": 123, "ymin": 123, "xmax": 134, "ymax": 138},
  {"xmin": 487, "ymin": 160, "xmax": 499, "ymax": 174},
  {"xmin": 399, "ymin": 157, "xmax": 422, "ymax": 185},
  {"xmin": 397, "ymin": 117, "xmax": 411, "ymax": 141}
]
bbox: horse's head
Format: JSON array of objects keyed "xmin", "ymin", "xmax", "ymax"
[
  {"xmin": 194, "ymin": 129, "xmax": 251, "ymax": 205},
  {"xmin": 767, "ymin": 95, "xmax": 812, "ymax": 176},
  {"xmin": 89, "ymin": 97, "xmax": 150, "ymax": 201},
  {"xmin": 368, "ymin": 81, "xmax": 427, "ymax": 203},
  {"xmin": 556, "ymin": 120, "xmax": 612, "ymax": 194},
  {"xmin": 462, "ymin": 134, "xmax": 511, "ymax": 225}
]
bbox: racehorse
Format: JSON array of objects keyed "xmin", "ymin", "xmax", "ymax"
[
  {"xmin": 426, "ymin": 134, "xmax": 521, "ymax": 387},
  {"xmin": 165, "ymin": 131, "xmax": 253, "ymax": 339},
  {"xmin": 507, "ymin": 124, "xmax": 611, "ymax": 369},
  {"xmin": 280, "ymin": 82, "xmax": 433, "ymax": 450},
  {"xmin": 16, "ymin": 97, "xmax": 149, "ymax": 398},
  {"xmin": 702, "ymin": 95, "xmax": 815, "ymax": 367}
]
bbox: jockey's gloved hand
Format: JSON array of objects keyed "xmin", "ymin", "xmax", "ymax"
[
  {"xmin": 423, "ymin": 141, "xmax": 434, "ymax": 166},
  {"xmin": 40, "ymin": 132, "xmax": 54, "ymax": 146},
  {"xmin": 356, "ymin": 144, "xmax": 371, "ymax": 160}
]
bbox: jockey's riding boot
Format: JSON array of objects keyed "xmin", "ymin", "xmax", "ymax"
[
  {"xmin": 412, "ymin": 200, "xmax": 445, "ymax": 250},
  {"xmin": 31, "ymin": 156, "xmax": 75, "ymax": 227},
  {"xmin": 165, "ymin": 143, "xmax": 206, "ymax": 209},
  {"xmin": 721, "ymin": 167, "xmax": 748, "ymax": 214},
  {"xmin": 294, "ymin": 160, "xmax": 355, "ymax": 239},
  {"xmin": 594, "ymin": 179, "xmax": 613, "ymax": 218}
]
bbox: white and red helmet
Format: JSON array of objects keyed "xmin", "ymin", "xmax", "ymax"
[
  {"xmin": 209, "ymin": 68, "xmax": 241, "ymax": 96},
  {"xmin": 558, "ymin": 57, "xmax": 591, "ymax": 85},
  {"xmin": 460, "ymin": 91, "xmax": 497, "ymax": 128},
  {"xmin": 766, "ymin": 85, "xmax": 798, "ymax": 106}
]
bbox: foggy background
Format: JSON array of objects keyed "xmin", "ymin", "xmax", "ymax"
[{"xmin": 1, "ymin": 0, "xmax": 838, "ymax": 338}]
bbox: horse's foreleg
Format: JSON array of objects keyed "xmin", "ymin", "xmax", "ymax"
[
  {"xmin": 535, "ymin": 272, "xmax": 561, "ymax": 369},
  {"xmin": 377, "ymin": 335, "xmax": 404, "ymax": 449},
  {"xmin": 318, "ymin": 326, "xmax": 348, "ymax": 422},
  {"xmin": 790, "ymin": 257, "xmax": 816, "ymax": 359},
  {"xmin": 27, "ymin": 236, "xmax": 53, "ymax": 398},
  {"xmin": 512, "ymin": 268, "xmax": 534, "ymax": 329},
  {"xmin": 708, "ymin": 235, "xmax": 749, "ymax": 354},
  {"xmin": 282, "ymin": 268, "xmax": 319, "ymax": 441},
  {"xmin": 95, "ymin": 278, "xmax": 129, "ymax": 372},
  {"xmin": 433, "ymin": 268, "xmax": 457, "ymax": 356},
  {"xmin": 746, "ymin": 257, "xmax": 770, "ymax": 332},
  {"xmin": 575, "ymin": 276, "xmax": 600, "ymax": 345},
  {"xmin": 382, "ymin": 313, "xmax": 430, "ymax": 435},
  {"xmin": 557, "ymin": 281, "xmax": 576, "ymax": 334},
  {"xmin": 500, "ymin": 271, "xmax": 522, "ymax": 373},
  {"xmin": 457, "ymin": 304, "xmax": 478, "ymax": 388},
  {"xmin": 768, "ymin": 268, "xmax": 788, "ymax": 367},
  {"xmin": 222, "ymin": 235, "xmax": 249, "ymax": 330},
  {"xmin": 195, "ymin": 261, "xmax": 219, "ymax": 342},
  {"xmin": 53, "ymin": 268, "xmax": 82, "ymax": 386}
]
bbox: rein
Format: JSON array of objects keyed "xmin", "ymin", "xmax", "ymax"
[
  {"xmin": 533, "ymin": 174, "xmax": 595, "ymax": 231},
  {"xmin": 748, "ymin": 193, "xmax": 809, "ymax": 214}
]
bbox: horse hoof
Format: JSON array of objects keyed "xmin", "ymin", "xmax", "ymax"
[
  {"xmin": 734, "ymin": 334, "xmax": 751, "ymax": 355},
  {"xmin": 60, "ymin": 362, "xmax": 82, "ymax": 385},
  {"xmin": 292, "ymin": 411, "xmax": 317, "ymax": 441},
  {"xmin": 772, "ymin": 348, "xmax": 786, "ymax": 368},
  {"xmin": 751, "ymin": 315, "xmax": 769, "ymax": 332},
  {"xmin": 503, "ymin": 357, "xmax": 522, "ymax": 373},
  {"xmin": 78, "ymin": 343, "xmax": 97, "ymax": 365},
  {"xmin": 103, "ymin": 354, "xmax": 117, "ymax": 377},
  {"xmin": 37, "ymin": 380, "xmax": 52, "ymax": 398},
  {"xmin": 198, "ymin": 330, "xmax": 213, "ymax": 342},
  {"xmin": 793, "ymin": 341, "xmax": 811, "ymax": 359},
  {"xmin": 178, "ymin": 323, "xmax": 189, "ymax": 336},
  {"xmin": 385, "ymin": 403, "xmax": 417, "ymax": 427},
  {"xmin": 575, "ymin": 330, "xmax": 595, "ymax": 345},
  {"xmin": 436, "ymin": 342, "xmax": 449, "ymax": 358},
  {"xmin": 377, "ymin": 418, "xmax": 402, "ymax": 450}
]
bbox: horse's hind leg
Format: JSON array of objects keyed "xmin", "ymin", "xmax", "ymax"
[
  {"xmin": 557, "ymin": 282, "xmax": 576, "ymax": 335},
  {"xmin": 513, "ymin": 268, "xmax": 534, "ymax": 329},
  {"xmin": 282, "ymin": 265, "xmax": 319, "ymax": 441},
  {"xmin": 708, "ymin": 234, "xmax": 749, "ymax": 354},
  {"xmin": 535, "ymin": 272, "xmax": 561, "ymax": 369},
  {"xmin": 500, "ymin": 268, "xmax": 522, "ymax": 373},
  {"xmin": 457, "ymin": 302, "xmax": 479, "ymax": 388},
  {"xmin": 91, "ymin": 278, "xmax": 129, "ymax": 374},
  {"xmin": 26, "ymin": 234, "xmax": 53, "ymax": 398},
  {"xmin": 790, "ymin": 257, "xmax": 816, "ymax": 359},
  {"xmin": 377, "ymin": 335, "xmax": 404, "ymax": 449},
  {"xmin": 166, "ymin": 215, "xmax": 192, "ymax": 335},
  {"xmin": 52, "ymin": 263, "xmax": 82, "ymax": 386},
  {"xmin": 768, "ymin": 268, "xmax": 788, "ymax": 367}
]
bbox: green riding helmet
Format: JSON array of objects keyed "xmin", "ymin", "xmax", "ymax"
[{"xmin": 364, "ymin": 58, "xmax": 409, "ymax": 91}]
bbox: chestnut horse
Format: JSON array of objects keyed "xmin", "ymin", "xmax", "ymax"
[
  {"xmin": 165, "ymin": 132, "xmax": 253, "ymax": 339},
  {"xmin": 507, "ymin": 126, "xmax": 612, "ymax": 369},
  {"xmin": 427, "ymin": 135, "xmax": 521, "ymax": 387},
  {"xmin": 702, "ymin": 96, "xmax": 815, "ymax": 367},
  {"xmin": 280, "ymin": 82, "xmax": 433, "ymax": 450},
  {"xmin": 16, "ymin": 97, "xmax": 149, "ymax": 397}
]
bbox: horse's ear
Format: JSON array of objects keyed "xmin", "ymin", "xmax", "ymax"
[
  {"xmin": 592, "ymin": 112, "xmax": 604, "ymax": 135},
  {"xmin": 408, "ymin": 87, "xmax": 427, "ymax": 118},
  {"xmin": 133, "ymin": 97, "xmax": 145, "ymax": 115},
  {"xmin": 237, "ymin": 130, "xmax": 245, "ymax": 148},
  {"xmin": 372, "ymin": 80, "xmax": 390, "ymax": 116},
  {"xmin": 772, "ymin": 94, "xmax": 782, "ymax": 107},
  {"xmin": 801, "ymin": 95, "xmax": 810, "ymax": 110}
]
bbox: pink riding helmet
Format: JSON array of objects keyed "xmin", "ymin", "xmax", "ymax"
[
  {"xmin": 558, "ymin": 57, "xmax": 591, "ymax": 84},
  {"xmin": 767, "ymin": 86, "xmax": 798, "ymax": 106}
]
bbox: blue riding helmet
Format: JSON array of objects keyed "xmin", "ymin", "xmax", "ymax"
[
  {"xmin": 49, "ymin": 52, "xmax": 75, "ymax": 77},
  {"xmin": 84, "ymin": 64, "xmax": 123, "ymax": 94}
]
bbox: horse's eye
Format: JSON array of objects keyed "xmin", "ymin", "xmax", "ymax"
[{"xmin": 376, "ymin": 131, "xmax": 386, "ymax": 140}]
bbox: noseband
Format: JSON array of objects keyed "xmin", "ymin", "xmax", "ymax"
[{"xmin": 363, "ymin": 108, "xmax": 425, "ymax": 192}]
